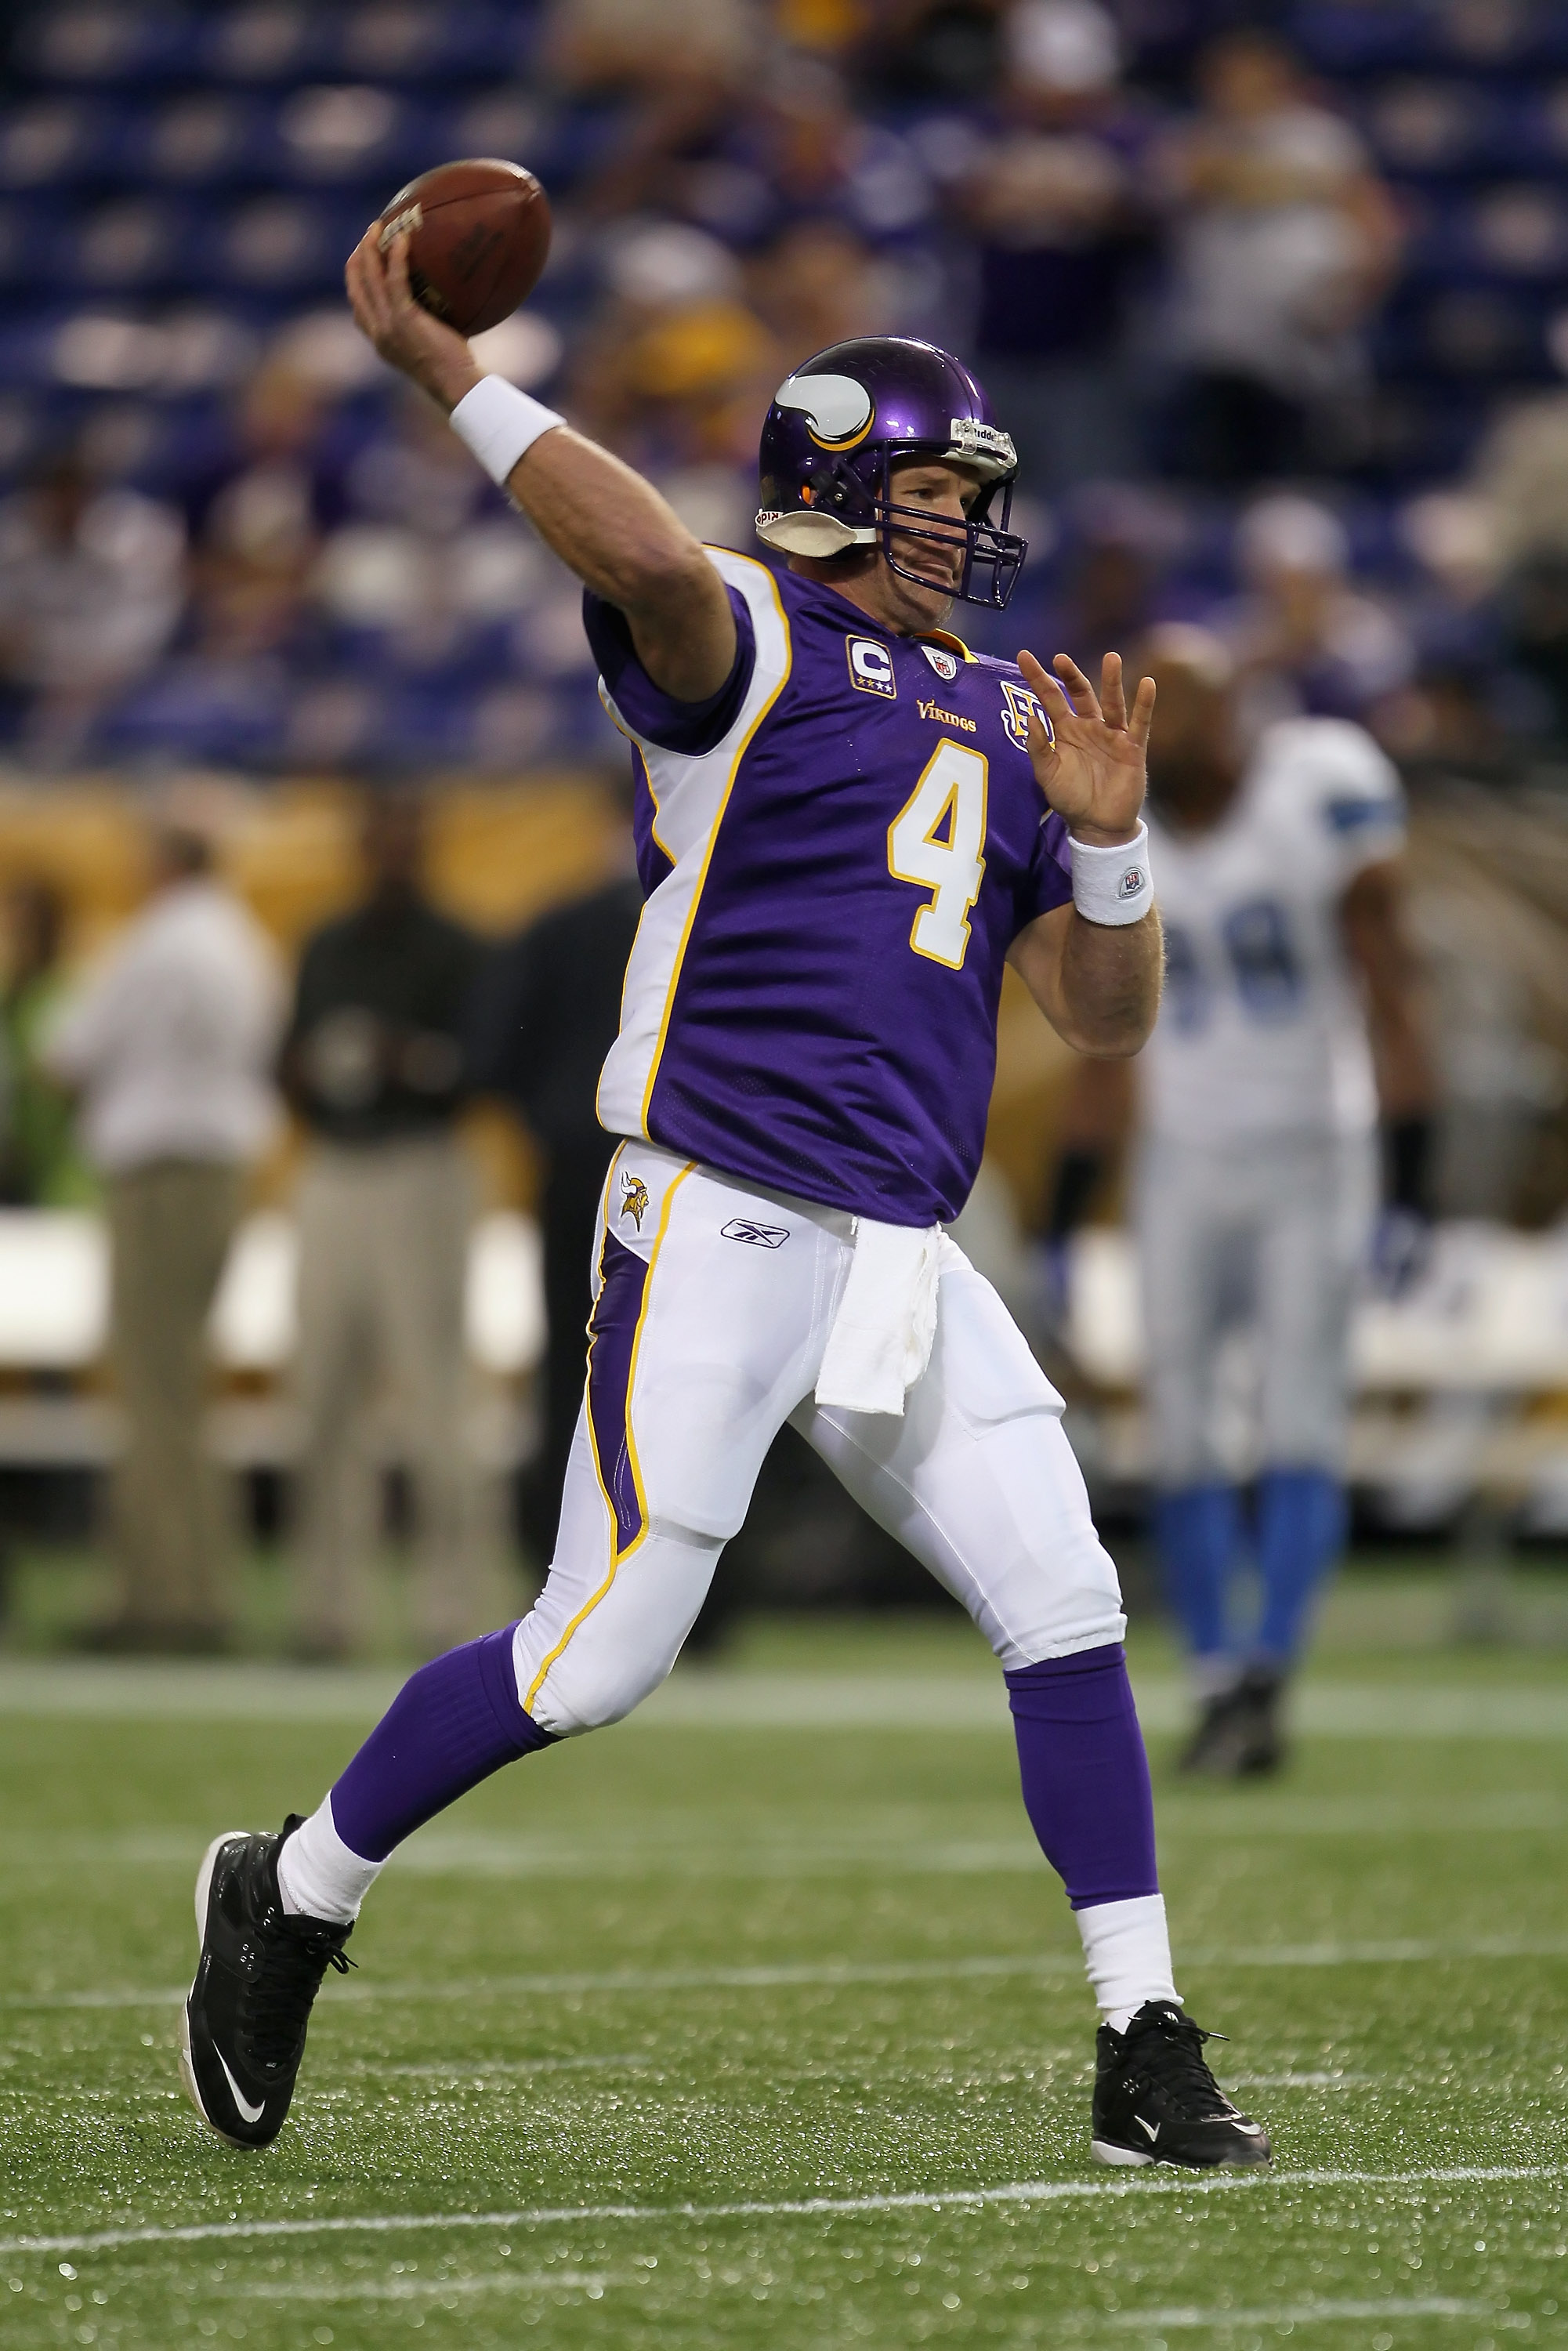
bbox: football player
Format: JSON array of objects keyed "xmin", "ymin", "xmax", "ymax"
[
  {"xmin": 179, "ymin": 226, "xmax": 1272, "ymax": 2175},
  {"xmin": 1048, "ymin": 625, "xmax": 1435, "ymax": 1773}
]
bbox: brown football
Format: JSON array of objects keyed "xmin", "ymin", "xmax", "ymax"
[{"xmin": 377, "ymin": 158, "xmax": 552, "ymax": 336}]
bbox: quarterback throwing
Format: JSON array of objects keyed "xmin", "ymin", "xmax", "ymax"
[{"xmin": 179, "ymin": 222, "xmax": 1271, "ymax": 2175}]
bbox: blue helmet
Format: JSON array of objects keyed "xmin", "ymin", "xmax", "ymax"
[{"xmin": 754, "ymin": 335, "xmax": 1027, "ymax": 609}]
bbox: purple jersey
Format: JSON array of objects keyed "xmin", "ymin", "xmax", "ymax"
[{"xmin": 590, "ymin": 551, "xmax": 1070, "ymax": 1225}]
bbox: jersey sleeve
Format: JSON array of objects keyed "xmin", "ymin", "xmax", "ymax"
[
  {"xmin": 582, "ymin": 580, "xmax": 757, "ymax": 755},
  {"xmin": 1302, "ymin": 720, "xmax": 1407, "ymax": 887},
  {"xmin": 1014, "ymin": 806, "xmax": 1074, "ymax": 933}
]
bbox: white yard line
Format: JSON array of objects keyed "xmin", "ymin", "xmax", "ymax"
[
  {"xmin": 1, "ymin": 1661, "xmax": 1565, "ymax": 1737},
  {"xmin": 2, "ymin": 2167, "xmax": 1562, "ymax": 2262},
  {"xmin": 10, "ymin": 1933, "xmax": 1566, "ymax": 2013},
  {"xmin": 6, "ymin": 1792, "xmax": 1564, "ymax": 1881},
  {"xmin": 1106, "ymin": 2298, "xmax": 1508, "ymax": 2330}
]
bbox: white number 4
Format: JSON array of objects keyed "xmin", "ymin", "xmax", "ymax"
[{"xmin": 887, "ymin": 738, "xmax": 988, "ymax": 969}]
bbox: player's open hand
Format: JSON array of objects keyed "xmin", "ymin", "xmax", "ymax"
[
  {"xmin": 345, "ymin": 225, "xmax": 481, "ymax": 415},
  {"xmin": 1018, "ymin": 650, "xmax": 1155, "ymax": 846}
]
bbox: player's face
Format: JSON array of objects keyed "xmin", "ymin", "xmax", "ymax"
[{"xmin": 878, "ymin": 458, "xmax": 985, "ymax": 628}]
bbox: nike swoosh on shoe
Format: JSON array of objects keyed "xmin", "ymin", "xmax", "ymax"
[
  {"xmin": 1135, "ymin": 2114, "xmax": 1161, "ymax": 2141},
  {"xmin": 217, "ymin": 2050, "xmax": 266, "ymax": 2125}
]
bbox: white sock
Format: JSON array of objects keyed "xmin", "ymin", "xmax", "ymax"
[
  {"xmin": 1076, "ymin": 1893, "xmax": 1180, "ymax": 2035},
  {"xmin": 277, "ymin": 1795, "xmax": 383, "ymax": 1924}
]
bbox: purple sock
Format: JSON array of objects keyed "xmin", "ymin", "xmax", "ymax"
[
  {"xmin": 1005, "ymin": 1643, "xmax": 1159, "ymax": 1911},
  {"xmin": 330, "ymin": 1625, "xmax": 554, "ymax": 1863}
]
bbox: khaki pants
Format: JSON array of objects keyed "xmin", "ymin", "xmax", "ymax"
[
  {"xmin": 107, "ymin": 1159, "xmax": 242, "ymax": 1636},
  {"xmin": 292, "ymin": 1132, "xmax": 481, "ymax": 1654}
]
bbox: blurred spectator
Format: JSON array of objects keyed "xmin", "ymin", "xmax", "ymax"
[
  {"xmin": 548, "ymin": 0, "xmax": 759, "ymax": 223},
  {"xmin": 959, "ymin": 0, "xmax": 1154, "ymax": 491},
  {"xmin": 0, "ymin": 878, "xmax": 92, "ymax": 1207},
  {"xmin": 43, "ymin": 824, "xmax": 283, "ymax": 1652},
  {"xmin": 867, "ymin": 0, "xmax": 1007, "ymax": 103},
  {"xmin": 0, "ymin": 453, "xmax": 185, "ymax": 763},
  {"xmin": 1159, "ymin": 30, "xmax": 1400, "ymax": 483},
  {"xmin": 1473, "ymin": 393, "xmax": 1568, "ymax": 740},
  {"xmin": 185, "ymin": 361, "xmax": 341, "ymax": 585},
  {"xmin": 281, "ymin": 792, "xmax": 485, "ymax": 1661},
  {"xmin": 748, "ymin": 218, "xmax": 897, "ymax": 371},
  {"xmin": 468, "ymin": 831, "xmax": 643, "ymax": 1562},
  {"xmin": 569, "ymin": 223, "xmax": 780, "ymax": 474},
  {"xmin": 1222, "ymin": 494, "xmax": 1413, "ymax": 735},
  {"xmin": 1028, "ymin": 483, "xmax": 1179, "ymax": 674},
  {"xmin": 547, "ymin": 0, "xmax": 762, "ymax": 92},
  {"xmin": 682, "ymin": 53, "xmax": 938, "ymax": 259}
]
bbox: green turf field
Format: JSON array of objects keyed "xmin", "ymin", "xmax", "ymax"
[{"xmin": 2, "ymin": 1578, "xmax": 1566, "ymax": 2349}]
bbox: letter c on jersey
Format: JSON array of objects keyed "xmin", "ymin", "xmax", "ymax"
[{"xmin": 848, "ymin": 636, "xmax": 896, "ymax": 698}]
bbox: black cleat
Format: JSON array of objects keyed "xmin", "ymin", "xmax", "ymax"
[
  {"xmin": 1092, "ymin": 2000, "xmax": 1272, "ymax": 2170},
  {"xmin": 1230, "ymin": 1667, "xmax": 1285, "ymax": 1776},
  {"xmin": 179, "ymin": 1817, "xmax": 354, "ymax": 2149},
  {"xmin": 1177, "ymin": 1669, "xmax": 1286, "ymax": 1779}
]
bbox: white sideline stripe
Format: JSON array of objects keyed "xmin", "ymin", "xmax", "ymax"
[
  {"xmin": 11, "ymin": 1932, "xmax": 1568, "ymax": 2012},
  {"xmin": 1106, "ymin": 2298, "xmax": 1502, "ymax": 2330},
  {"xmin": 2, "ymin": 2167, "xmax": 1561, "ymax": 2261},
  {"xmin": 7, "ymin": 1790, "xmax": 1568, "ymax": 1881},
  {"xmin": 2, "ymin": 1661, "xmax": 1566, "ymax": 1738}
]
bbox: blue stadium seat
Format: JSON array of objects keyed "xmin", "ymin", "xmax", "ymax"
[
  {"xmin": 1421, "ymin": 286, "xmax": 1546, "ymax": 378},
  {"xmin": 16, "ymin": 6, "xmax": 204, "ymax": 87},
  {"xmin": 1515, "ymin": 85, "xmax": 1568, "ymax": 172},
  {"xmin": 62, "ymin": 198, "xmax": 193, "ymax": 293},
  {"xmin": 198, "ymin": 196, "xmax": 354, "ymax": 295},
  {"xmin": 129, "ymin": 94, "xmax": 271, "ymax": 187},
  {"xmin": 1467, "ymin": 183, "xmax": 1568, "ymax": 278},
  {"xmin": 0, "ymin": 97, "xmax": 107, "ymax": 191},
  {"xmin": 1291, "ymin": 5, "xmax": 1438, "ymax": 76},
  {"xmin": 327, "ymin": 3, "xmax": 532, "ymax": 85},
  {"xmin": 1362, "ymin": 78, "xmax": 1496, "ymax": 178},
  {"xmin": 437, "ymin": 90, "xmax": 567, "ymax": 183},
  {"xmin": 199, "ymin": 5, "xmax": 331, "ymax": 84},
  {"xmin": 264, "ymin": 85, "xmax": 422, "ymax": 189}
]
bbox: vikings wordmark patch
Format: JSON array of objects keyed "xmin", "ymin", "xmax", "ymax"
[
  {"xmin": 1000, "ymin": 677, "xmax": 1050, "ymax": 752},
  {"xmin": 847, "ymin": 637, "xmax": 896, "ymax": 698},
  {"xmin": 620, "ymin": 1172, "xmax": 651, "ymax": 1230}
]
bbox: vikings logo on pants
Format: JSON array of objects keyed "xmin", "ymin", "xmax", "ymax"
[{"xmin": 619, "ymin": 1172, "xmax": 651, "ymax": 1230}]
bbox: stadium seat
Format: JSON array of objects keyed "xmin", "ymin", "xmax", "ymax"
[
  {"xmin": 0, "ymin": 96, "xmax": 105, "ymax": 189},
  {"xmin": 64, "ymin": 197, "xmax": 190, "ymax": 292},
  {"xmin": 131, "ymin": 93, "xmax": 270, "ymax": 187}
]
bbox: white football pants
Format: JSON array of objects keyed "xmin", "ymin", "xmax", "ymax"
[
  {"xmin": 1135, "ymin": 1128, "xmax": 1378, "ymax": 1486},
  {"xmin": 514, "ymin": 1142, "xmax": 1126, "ymax": 1737}
]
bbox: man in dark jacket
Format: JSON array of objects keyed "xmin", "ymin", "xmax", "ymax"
[
  {"xmin": 468, "ymin": 855, "xmax": 642, "ymax": 1559},
  {"xmin": 283, "ymin": 790, "xmax": 485, "ymax": 1657}
]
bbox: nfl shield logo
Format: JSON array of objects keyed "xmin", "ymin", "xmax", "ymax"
[{"xmin": 920, "ymin": 643, "xmax": 959, "ymax": 682}]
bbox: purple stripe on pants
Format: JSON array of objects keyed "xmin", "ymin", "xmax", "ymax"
[{"xmin": 587, "ymin": 1228, "xmax": 650, "ymax": 1556}]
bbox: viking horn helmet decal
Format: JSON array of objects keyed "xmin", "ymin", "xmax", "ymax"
[{"xmin": 772, "ymin": 371, "xmax": 874, "ymax": 449}]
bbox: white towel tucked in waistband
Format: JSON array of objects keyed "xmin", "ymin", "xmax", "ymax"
[{"xmin": 814, "ymin": 1217, "xmax": 941, "ymax": 1417}]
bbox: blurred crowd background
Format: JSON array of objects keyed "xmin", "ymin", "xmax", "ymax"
[{"xmin": 2, "ymin": 0, "xmax": 1568, "ymax": 1654}]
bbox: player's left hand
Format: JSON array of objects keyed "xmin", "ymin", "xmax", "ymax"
[{"xmin": 1018, "ymin": 650, "xmax": 1155, "ymax": 846}]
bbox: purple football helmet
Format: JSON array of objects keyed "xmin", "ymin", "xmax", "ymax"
[{"xmin": 755, "ymin": 336, "xmax": 1027, "ymax": 609}]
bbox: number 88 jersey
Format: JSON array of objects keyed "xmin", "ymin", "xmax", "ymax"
[
  {"xmin": 1142, "ymin": 717, "xmax": 1407, "ymax": 1147},
  {"xmin": 588, "ymin": 548, "xmax": 1074, "ymax": 1226}
]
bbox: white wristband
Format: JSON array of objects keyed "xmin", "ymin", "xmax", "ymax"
[
  {"xmin": 1069, "ymin": 820, "xmax": 1153, "ymax": 926},
  {"xmin": 448, "ymin": 375, "xmax": 565, "ymax": 488}
]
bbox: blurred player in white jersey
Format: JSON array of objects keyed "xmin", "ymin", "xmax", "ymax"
[{"xmin": 1048, "ymin": 626, "xmax": 1434, "ymax": 1773}]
